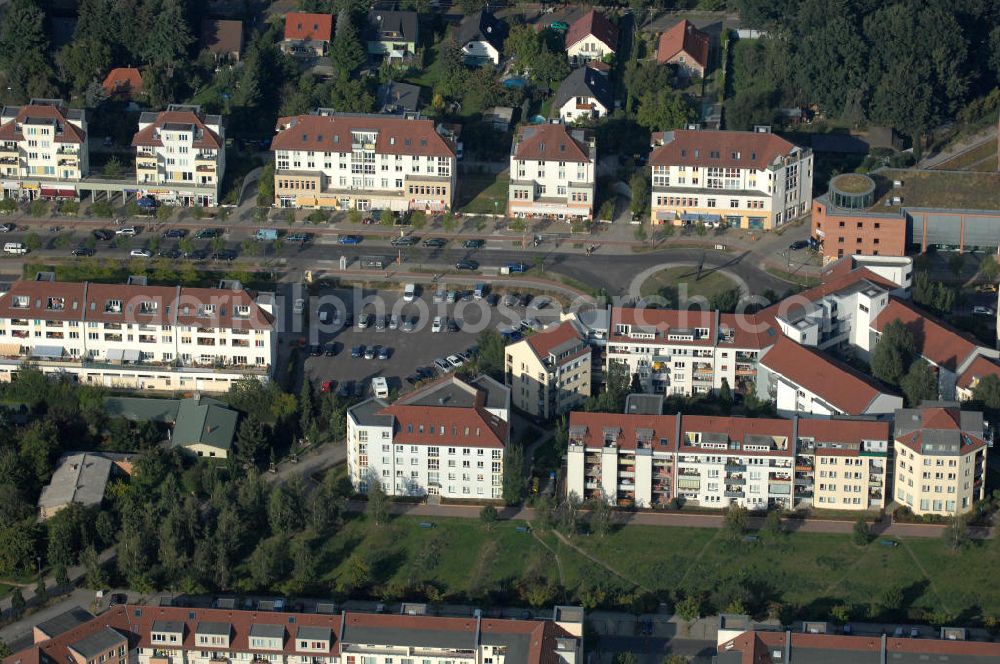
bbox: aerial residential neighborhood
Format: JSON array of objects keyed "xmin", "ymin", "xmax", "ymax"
[{"xmin": 0, "ymin": 0, "xmax": 998, "ymax": 662}]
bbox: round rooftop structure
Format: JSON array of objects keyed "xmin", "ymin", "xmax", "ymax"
[{"xmin": 828, "ymin": 173, "xmax": 876, "ymax": 210}]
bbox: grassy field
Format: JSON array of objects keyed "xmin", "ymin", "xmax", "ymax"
[
  {"xmin": 457, "ymin": 174, "xmax": 510, "ymax": 215},
  {"xmin": 933, "ymin": 140, "xmax": 999, "ymax": 172},
  {"xmin": 639, "ymin": 266, "xmax": 740, "ymax": 300},
  {"xmin": 253, "ymin": 512, "xmax": 1000, "ymax": 622}
]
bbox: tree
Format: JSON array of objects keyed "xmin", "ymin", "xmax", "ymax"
[
  {"xmin": 630, "ymin": 171, "xmax": 649, "ymax": 217},
  {"xmin": 142, "ymin": 0, "xmax": 193, "ymax": 66},
  {"xmin": 502, "ymin": 443, "xmax": 526, "ymax": 505},
  {"xmin": 830, "ymin": 604, "xmax": 852, "ymax": 624},
  {"xmin": 10, "ymin": 587, "xmax": 25, "ymax": 616},
  {"xmin": 235, "ymin": 415, "xmax": 268, "ymax": 469},
  {"xmin": 331, "ymin": 17, "xmax": 365, "ymax": 78},
  {"xmin": 19, "ymin": 420, "xmax": 60, "ymax": 483},
  {"xmin": 979, "ymin": 256, "xmax": 999, "ymax": 282},
  {"xmin": 366, "ymin": 475, "xmax": 389, "ymax": 526},
  {"xmin": 479, "ymin": 504, "xmax": 498, "ymax": 529},
  {"xmin": 477, "ymin": 329, "xmax": 505, "ymax": 378},
  {"xmin": 676, "ymin": 594, "xmax": 701, "ymax": 621},
  {"xmin": 613, "ymin": 654, "xmax": 638, "ymax": 664},
  {"xmin": 900, "ymin": 360, "xmax": 938, "ymax": 406},
  {"xmin": 299, "ymin": 379, "xmax": 315, "ymax": 440},
  {"xmin": 0, "ymin": 0, "xmax": 56, "ymax": 103},
  {"xmin": 718, "ymin": 378, "xmax": 734, "ymax": 412},
  {"xmin": 870, "ymin": 319, "xmax": 914, "ymax": 386},
  {"xmin": 636, "ymin": 89, "xmax": 696, "ymax": 131},
  {"xmin": 35, "ymin": 575, "xmax": 48, "ymax": 603},
  {"xmin": 268, "ymin": 483, "xmax": 304, "ymax": 534},
  {"xmin": 724, "ymin": 503, "xmax": 749, "ymax": 539},
  {"xmin": 944, "ymin": 513, "xmax": 970, "ymax": 550},
  {"xmin": 972, "ymin": 374, "xmax": 1000, "ymax": 419},
  {"xmin": 852, "ymin": 517, "xmax": 872, "ymax": 546},
  {"xmin": 590, "ymin": 492, "xmax": 612, "ymax": 537},
  {"xmin": 54, "ymin": 563, "xmax": 69, "ymax": 589},
  {"xmin": 81, "ymin": 545, "xmax": 108, "ymax": 588},
  {"xmin": 761, "ymin": 510, "xmax": 782, "ymax": 538},
  {"xmin": 710, "ymin": 288, "xmax": 741, "ymax": 313}
]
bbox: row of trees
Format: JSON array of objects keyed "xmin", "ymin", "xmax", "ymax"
[{"xmin": 870, "ymin": 319, "xmax": 939, "ymax": 407}]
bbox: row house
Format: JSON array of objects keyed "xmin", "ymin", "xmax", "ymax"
[
  {"xmin": 347, "ymin": 375, "xmax": 510, "ymax": 499},
  {"xmin": 648, "ymin": 127, "xmax": 813, "ymax": 230},
  {"xmin": 508, "ymin": 124, "xmax": 596, "ymax": 220},
  {"xmin": 565, "ymin": 410, "xmax": 890, "ymax": 511},
  {"xmin": 505, "ymin": 319, "xmax": 592, "ymax": 419},
  {"xmin": 606, "ymin": 307, "xmax": 770, "ymax": 396},
  {"xmin": 0, "ymin": 99, "xmax": 88, "ymax": 201},
  {"xmin": 271, "ymin": 110, "xmax": 456, "ymax": 213},
  {"xmin": 132, "ymin": 104, "xmax": 225, "ymax": 207},
  {"xmin": 0, "ymin": 274, "xmax": 275, "ymax": 393},
  {"xmin": 8, "ymin": 605, "xmax": 585, "ymax": 664},
  {"xmin": 893, "ymin": 402, "xmax": 989, "ymax": 516}
]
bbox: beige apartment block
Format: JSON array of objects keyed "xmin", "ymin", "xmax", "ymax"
[{"xmin": 505, "ymin": 320, "xmax": 591, "ymax": 419}]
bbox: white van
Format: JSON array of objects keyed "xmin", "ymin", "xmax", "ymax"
[
  {"xmin": 3, "ymin": 242, "xmax": 27, "ymax": 255},
  {"xmin": 403, "ymin": 283, "xmax": 416, "ymax": 302},
  {"xmin": 372, "ymin": 376, "xmax": 389, "ymax": 399}
]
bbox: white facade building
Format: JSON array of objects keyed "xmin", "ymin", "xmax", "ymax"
[
  {"xmin": 648, "ymin": 127, "xmax": 813, "ymax": 230},
  {"xmin": 0, "ymin": 99, "xmax": 88, "ymax": 201},
  {"xmin": 132, "ymin": 104, "xmax": 225, "ymax": 207},
  {"xmin": 347, "ymin": 375, "xmax": 510, "ymax": 499},
  {"xmin": 271, "ymin": 111, "xmax": 456, "ymax": 212},
  {"xmin": 0, "ymin": 275, "xmax": 274, "ymax": 392},
  {"xmin": 508, "ymin": 124, "xmax": 596, "ymax": 220}
]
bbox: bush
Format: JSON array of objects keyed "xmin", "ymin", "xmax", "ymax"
[
  {"xmin": 156, "ymin": 205, "xmax": 175, "ymax": 220},
  {"xmin": 29, "ymin": 200, "xmax": 49, "ymax": 217},
  {"xmin": 0, "ymin": 198, "xmax": 17, "ymax": 214},
  {"xmin": 306, "ymin": 210, "xmax": 328, "ymax": 224},
  {"xmin": 852, "ymin": 517, "xmax": 872, "ymax": 546},
  {"xmin": 58, "ymin": 200, "xmax": 80, "ymax": 215}
]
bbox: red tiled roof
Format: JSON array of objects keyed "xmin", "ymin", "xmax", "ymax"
[
  {"xmin": 102, "ymin": 68, "xmax": 143, "ymax": 98},
  {"xmin": 131, "ymin": 110, "xmax": 221, "ymax": 150},
  {"xmin": 922, "ymin": 406, "xmax": 961, "ymax": 430},
  {"xmin": 525, "ymin": 320, "xmax": 587, "ymax": 359},
  {"xmin": 513, "ymin": 124, "xmax": 591, "ymax": 163},
  {"xmin": 568, "ymin": 411, "xmax": 679, "ymax": 452},
  {"xmin": 797, "ymin": 418, "xmax": 891, "ymax": 446},
  {"xmin": 0, "ymin": 280, "xmax": 273, "ymax": 330},
  {"xmin": 609, "ymin": 307, "xmax": 717, "ymax": 346},
  {"xmin": 958, "ymin": 355, "xmax": 1000, "ymax": 390},
  {"xmin": 871, "ymin": 298, "xmax": 983, "ymax": 371},
  {"xmin": 759, "ymin": 336, "xmax": 892, "ymax": 415},
  {"xmin": 283, "ymin": 12, "xmax": 333, "ymax": 42},
  {"xmin": 657, "ymin": 19, "xmax": 709, "ymax": 67},
  {"xmin": 271, "ymin": 114, "xmax": 455, "ymax": 158},
  {"xmin": 565, "ymin": 10, "xmax": 618, "ymax": 52},
  {"xmin": 0, "ymin": 103, "xmax": 85, "ymax": 144},
  {"xmin": 648, "ymin": 128, "xmax": 799, "ymax": 170},
  {"xmin": 718, "ymin": 312, "xmax": 774, "ymax": 350}
]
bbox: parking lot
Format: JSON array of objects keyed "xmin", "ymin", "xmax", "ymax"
[{"xmin": 298, "ymin": 283, "xmax": 564, "ymax": 398}]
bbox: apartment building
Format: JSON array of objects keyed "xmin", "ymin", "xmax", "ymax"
[
  {"xmin": 271, "ymin": 111, "xmax": 456, "ymax": 212},
  {"xmin": 893, "ymin": 402, "xmax": 989, "ymax": 516},
  {"xmin": 508, "ymin": 124, "xmax": 596, "ymax": 220},
  {"xmin": 648, "ymin": 127, "xmax": 813, "ymax": 230},
  {"xmin": 0, "ymin": 99, "xmax": 88, "ymax": 201},
  {"xmin": 757, "ymin": 336, "xmax": 904, "ymax": 418},
  {"xmin": 347, "ymin": 375, "xmax": 510, "ymax": 499},
  {"xmin": 0, "ymin": 274, "xmax": 275, "ymax": 393},
  {"xmin": 565, "ymin": 411, "xmax": 890, "ymax": 511},
  {"xmin": 505, "ymin": 319, "xmax": 591, "ymax": 419},
  {"xmin": 132, "ymin": 104, "xmax": 225, "ymax": 207},
  {"xmin": 6, "ymin": 605, "xmax": 586, "ymax": 664},
  {"xmin": 605, "ymin": 307, "xmax": 770, "ymax": 396}
]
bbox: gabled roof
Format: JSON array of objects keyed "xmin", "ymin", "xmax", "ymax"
[
  {"xmin": 132, "ymin": 106, "xmax": 222, "ymax": 150},
  {"xmin": 553, "ymin": 67, "xmax": 613, "ymax": 113},
  {"xmin": 565, "ymin": 10, "xmax": 618, "ymax": 52},
  {"xmin": 609, "ymin": 307, "xmax": 718, "ymax": 346},
  {"xmin": 271, "ymin": 113, "xmax": 455, "ymax": 158},
  {"xmin": 376, "ymin": 81, "xmax": 422, "ymax": 114},
  {"xmin": 512, "ymin": 124, "xmax": 592, "ymax": 163},
  {"xmin": 657, "ymin": 19, "xmax": 708, "ymax": 67},
  {"xmin": 201, "ymin": 19, "xmax": 243, "ymax": 57},
  {"xmin": 366, "ymin": 10, "xmax": 418, "ymax": 43},
  {"xmin": 759, "ymin": 336, "xmax": 894, "ymax": 415},
  {"xmin": 172, "ymin": 396, "xmax": 239, "ymax": 451},
  {"xmin": 648, "ymin": 128, "xmax": 800, "ymax": 170},
  {"xmin": 37, "ymin": 453, "xmax": 113, "ymax": 511},
  {"xmin": 0, "ymin": 100, "xmax": 86, "ymax": 144},
  {"xmin": 283, "ymin": 12, "xmax": 333, "ymax": 42},
  {"xmin": 958, "ymin": 355, "xmax": 1000, "ymax": 391},
  {"xmin": 568, "ymin": 411, "xmax": 678, "ymax": 452},
  {"xmin": 102, "ymin": 68, "xmax": 143, "ymax": 98},
  {"xmin": 524, "ymin": 320, "xmax": 588, "ymax": 363},
  {"xmin": 456, "ymin": 10, "xmax": 506, "ymax": 51},
  {"xmin": 871, "ymin": 298, "xmax": 984, "ymax": 372}
]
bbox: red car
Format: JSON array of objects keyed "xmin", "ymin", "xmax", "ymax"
[{"xmin": 321, "ymin": 380, "xmax": 336, "ymax": 393}]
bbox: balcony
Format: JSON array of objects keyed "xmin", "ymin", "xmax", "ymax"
[
  {"xmin": 724, "ymin": 490, "xmax": 745, "ymax": 498},
  {"xmin": 870, "ymin": 464, "xmax": 885, "ymax": 474},
  {"xmin": 678, "ymin": 468, "xmax": 699, "ymax": 477},
  {"xmin": 869, "ymin": 475, "xmax": 882, "ymax": 486},
  {"xmin": 725, "ymin": 462, "xmax": 747, "ymax": 472},
  {"xmin": 769, "ymin": 472, "xmax": 791, "ymax": 481},
  {"xmin": 196, "ymin": 164, "xmax": 216, "ymax": 173},
  {"xmin": 726, "ymin": 475, "xmax": 746, "ymax": 485}
]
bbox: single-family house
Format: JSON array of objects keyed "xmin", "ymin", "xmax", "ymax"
[
  {"xmin": 377, "ymin": 81, "xmax": 422, "ymax": 114},
  {"xmin": 101, "ymin": 68, "xmax": 143, "ymax": 101},
  {"xmin": 552, "ymin": 65, "xmax": 612, "ymax": 122},
  {"xmin": 564, "ymin": 10, "xmax": 618, "ymax": 66},
  {"xmin": 282, "ymin": 12, "xmax": 334, "ymax": 57},
  {"xmin": 201, "ymin": 19, "xmax": 244, "ymax": 63},
  {"xmin": 457, "ymin": 10, "xmax": 506, "ymax": 66},
  {"xmin": 366, "ymin": 10, "xmax": 419, "ymax": 59},
  {"xmin": 657, "ymin": 19, "xmax": 709, "ymax": 78}
]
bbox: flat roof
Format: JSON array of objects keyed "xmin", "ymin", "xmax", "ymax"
[
  {"xmin": 36, "ymin": 607, "xmax": 95, "ymax": 637},
  {"xmin": 69, "ymin": 628, "xmax": 125, "ymax": 659},
  {"xmin": 869, "ymin": 169, "xmax": 1000, "ymax": 213}
]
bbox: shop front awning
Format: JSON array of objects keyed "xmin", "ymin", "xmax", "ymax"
[
  {"xmin": 0, "ymin": 343, "xmax": 21, "ymax": 356},
  {"xmin": 106, "ymin": 348, "xmax": 141, "ymax": 362},
  {"xmin": 32, "ymin": 345, "xmax": 64, "ymax": 359},
  {"xmin": 40, "ymin": 188, "xmax": 76, "ymax": 198},
  {"xmin": 655, "ymin": 210, "xmax": 677, "ymax": 221},
  {"xmin": 680, "ymin": 213, "xmax": 721, "ymax": 223}
]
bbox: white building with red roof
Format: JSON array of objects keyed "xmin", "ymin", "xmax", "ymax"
[
  {"xmin": 132, "ymin": 104, "xmax": 225, "ymax": 207},
  {"xmin": 281, "ymin": 12, "xmax": 333, "ymax": 57},
  {"xmin": 564, "ymin": 10, "xmax": 619, "ymax": 66},
  {"xmin": 565, "ymin": 410, "xmax": 890, "ymax": 511},
  {"xmin": 0, "ymin": 273, "xmax": 275, "ymax": 392},
  {"xmin": 648, "ymin": 127, "xmax": 813, "ymax": 230},
  {"xmin": 271, "ymin": 110, "xmax": 456, "ymax": 212},
  {"xmin": 0, "ymin": 99, "xmax": 88, "ymax": 201},
  {"xmin": 508, "ymin": 124, "xmax": 596, "ymax": 220},
  {"xmin": 656, "ymin": 19, "xmax": 709, "ymax": 78},
  {"xmin": 347, "ymin": 374, "xmax": 510, "ymax": 499},
  {"xmin": 505, "ymin": 319, "xmax": 591, "ymax": 418}
]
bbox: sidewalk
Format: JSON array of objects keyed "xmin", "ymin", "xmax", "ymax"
[{"xmin": 0, "ymin": 547, "xmax": 116, "ymax": 622}]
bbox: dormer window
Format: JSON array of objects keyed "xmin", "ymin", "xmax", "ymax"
[
  {"xmin": 234, "ymin": 305, "xmax": 250, "ymax": 318},
  {"xmin": 105, "ymin": 299, "xmax": 122, "ymax": 313},
  {"xmin": 46, "ymin": 297, "xmax": 64, "ymax": 310},
  {"xmin": 11, "ymin": 295, "xmax": 28, "ymax": 308},
  {"xmin": 139, "ymin": 300, "xmax": 158, "ymax": 313}
]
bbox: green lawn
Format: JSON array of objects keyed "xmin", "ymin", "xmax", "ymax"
[
  {"xmin": 457, "ymin": 174, "xmax": 510, "ymax": 215},
  {"xmin": 249, "ymin": 513, "xmax": 1000, "ymax": 621},
  {"xmin": 639, "ymin": 266, "xmax": 740, "ymax": 300},
  {"xmin": 934, "ymin": 140, "xmax": 999, "ymax": 172}
]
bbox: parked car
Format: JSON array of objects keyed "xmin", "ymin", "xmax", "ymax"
[
  {"xmin": 364, "ymin": 346, "xmax": 377, "ymax": 360},
  {"xmin": 389, "ymin": 314, "xmax": 399, "ymax": 330},
  {"xmin": 431, "ymin": 316, "xmax": 443, "ymax": 333},
  {"xmin": 185, "ymin": 248, "xmax": 209, "ymax": 260},
  {"xmin": 93, "ymin": 229, "xmax": 114, "ymax": 240},
  {"xmin": 211, "ymin": 250, "xmax": 237, "ymax": 261},
  {"xmin": 0, "ymin": 223, "xmax": 14, "ymax": 233},
  {"xmin": 505, "ymin": 261, "xmax": 528, "ymax": 273},
  {"xmin": 195, "ymin": 228, "xmax": 220, "ymax": 239},
  {"xmin": 71, "ymin": 247, "xmax": 94, "ymax": 257},
  {"xmin": 338, "ymin": 234, "xmax": 362, "ymax": 245},
  {"xmin": 158, "ymin": 248, "xmax": 181, "ymax": 259},
  {"xmin": 433, "ymin": 289, "xmax": 446, "ymax": 303},
  {"xmin": 321, "ymin": 380, "xmax": 337, "ymax": 393},
  {"xmin": 391, "ymin": 236, "xmax": 418, "ymax": 247},
  {"xmin": 455, "ymin": 259, "xmax": 478, "ymax": 270},
  {"xmin": 446, "ymin": 354, "xmax": 464, "ymax": 368},
  {"xmin": 293, "ymin": 299, "xmax": 305, "ymax": 315},
  {"xmin": 788, "ymin": 239, "xmax": 810, "ymax": 250},
  {"xmin": 446, "ymin": 290, "xmax": 457, "ymax": 303},
  {"xmin": 337, "ymin": 381, "xmax": 352, "ymax": 397},
  {"xmin": 286, "ymin": 233, "xmax": 312, "ymax": 243},
  {"xmin": 116, "ymin": 226, "xmax": 138, "ymax": 236},
  {"xmin": 377, "ymin": 346, "xmax": 391, "ymax": 360},
  {"xmin": 309, "ymin": 344, "xmax": 322, "ymax": 357},
  {"xmin": 973, "ymin": 305, "xmax": 995, "ymax": 316},
  {"xmin": 434, "ymin": 358, "xmax": 452, "ymax": 372},
  {"xmin": 423, "ymin": 238, "xmax": 447, "ymax": 247},
  {"xmin": 401, "ymin": 317, "xmax": 415, "ymax": 332},
  {"xmin": 357, "ymin": 313, "xmax": 372, "ymax": 329},
  {"xmin": 351, "ymin": 345, "xmax": 364, "ymax": 358},
  {"xmin": 503, "ymin": 293, "xmax": 518, "ymax": 307},
  {"xmin": 463, "ymin": 239, "xmax": 484, "ymax": 248},
  {"xmin": 162, "ymin": 228, "xmax": 188, "ymax": 238},
  {"xmin": 323, "ymin": 343, "xmax": 337, "ymax": 356},
  {"xmin": 447, "ymin": 319, "xmax": 460, "ymax": 333},
  {"xmin": 129, "ymin": 248, "xmax": 152, "ymax": 258}
]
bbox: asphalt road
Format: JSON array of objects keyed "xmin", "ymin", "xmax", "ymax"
[{"xmin": 0, "ymin": 223, "xmax": 791, "ymax": 298}]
